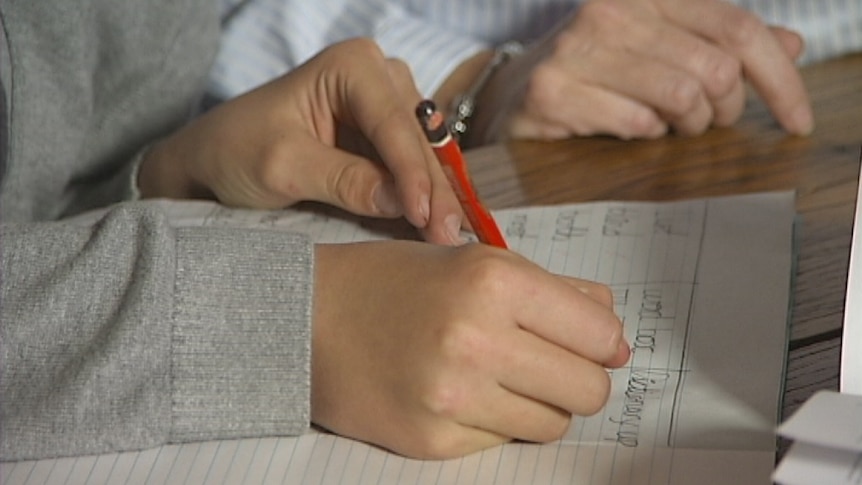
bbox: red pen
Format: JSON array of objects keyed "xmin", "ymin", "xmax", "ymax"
[{"xmin": 415, "ymin": 100, "xmax": 508, "ymax": 249}]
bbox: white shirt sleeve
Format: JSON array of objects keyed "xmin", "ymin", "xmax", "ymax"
[
  {"xmin": 207, "ymin": 0, "xmax": 490, "ymax": 99},
  {"xmin": 371, "ymin": 6, "xmax": 489, "ymax": 98}
]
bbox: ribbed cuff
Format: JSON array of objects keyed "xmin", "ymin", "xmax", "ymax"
[{"xmin": 169, "ymin": 226, "xmax": 313, "ymax": 442}]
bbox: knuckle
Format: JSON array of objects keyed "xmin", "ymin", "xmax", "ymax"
[
  {"xmin": 706, "ymin": 56, "xmax": 741, "ymax": 98},
  {"xmin": 620, "ymin": 107, "xmax": 662, "ymax": 139},
  {"xmin": 591, "ymin": 283, "xmax": 615, "ymax": 307},
  {"xmin": 421, "ymin": 324, "xmax": 489, "ymax": 419},
  {"xmin": 585, "ymin": 304, "xmax": 624, "ymax": 361},
  {"xmin": 456, "ymin": 246, "xmax": 514, "ymax": 298},
  {"xmin": 581, "ymin": 370, "xmax": 612, "ymax": 415},
  {"xmin": 723, "ymin": 11, "xmax": 767, "ymax": 49},
  {"xmin": 258, "ymin": 144, "xmax": 302, "ymax": 201},
  {"xmin": 676, "ymin": 114, "xmax": 711, "ymax": 137},
  {"xmin": 666, "ymin": 76, "xmax": 701, "ymax": 114},
  {"xmin": 535, "ymin": 413, "xmax": 572, "ymax": 443},
  {"xmin": 339, "ymin": 37, "xmax": 385, "ymax": 60},
  {"xmin": 524, "ymin": 64, "xmax": 567, "ymax": 112},
  {"xmin": 322, "ymin": 38, "xmax": 386, "ymax": 72},
  {"xmin": 713, "ymin": 92, "xmax": 746, "ymax": 127},
  {"xmin": 423, "ymin": 379, "xmax": 466, "ymax": 420},
  {"xmin": 327, "ymin": 162, "xmax": 373, "ymax": 212},
  {"xmin": 437, "ymin": 322, "xmax": 489, "ymax": 374},
  {"xmin": 385, "ymin": 58, "xmax": 413, "ymax": 81}
]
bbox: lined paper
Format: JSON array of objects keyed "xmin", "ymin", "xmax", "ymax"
[{"xmin": 3, "ymin": 191, "xmax": 796, "ymax": 484}]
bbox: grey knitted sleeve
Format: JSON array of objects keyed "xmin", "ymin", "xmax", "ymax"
[{"xmin": 0, "ymin": 203, "xmax": 313, "ymax": 461}]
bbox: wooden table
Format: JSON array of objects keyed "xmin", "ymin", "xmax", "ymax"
[{"xmin": 466, "ymin": 52, "xmax": 862, "ymax": 420}]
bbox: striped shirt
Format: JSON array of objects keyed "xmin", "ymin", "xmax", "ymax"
[{"xmin": 208, "ymin": 0, "xmax": 862, "ymax": 100}]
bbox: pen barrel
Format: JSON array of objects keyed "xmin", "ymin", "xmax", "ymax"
[
  {"xmin": 432, "ymin": 141, "xmax": 507, "ymax": 248},
  {"xmin": 415, "ymin": 98, "xmax": 506, "ymax": 248}
]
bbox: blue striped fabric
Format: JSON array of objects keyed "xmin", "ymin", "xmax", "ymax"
[
  {"xmin": 208, "ymin": 0, "xmax": 862, "ymax": 100},
  {"xmin": 736, "ymin": 0, "xmax": 862, "ymax": 63}
]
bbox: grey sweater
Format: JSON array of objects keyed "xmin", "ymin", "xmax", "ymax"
[{"xmin": 0, "ymin": 0, "xmax": 313, "ymax": 461}]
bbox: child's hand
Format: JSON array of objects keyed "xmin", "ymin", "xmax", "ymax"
[
  {"xmin": 139, "ymin": 39, "xmax": 464, "ymax": 245},
  {"xmin": 312, "ymin": 240, "xmax": 630, "ymax": 459}
]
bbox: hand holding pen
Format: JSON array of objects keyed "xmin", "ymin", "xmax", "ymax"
[
  {"xmin": 144, "ymin": 40, "xmax": 466, "ymax": 246},
  {"xmin": 415, "ymin": 100, "xmax": 508, "ymax": 249}
]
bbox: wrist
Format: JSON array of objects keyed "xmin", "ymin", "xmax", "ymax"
[{"xmin": 137, "ymin": 138, "xmax": 212, "ymax": 200}]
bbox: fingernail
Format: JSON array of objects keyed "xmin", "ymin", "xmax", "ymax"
[
  {"xmin": 418, "ymin": 193, "xmax": 431, "ymax": 225},
  {"xmin": 619, "ymin": 338, "xmax": 631, "ymax": 357},
  {"xmin": 791, "ymin": 105, "xmax": 814, "ymax": 136},
  {"xmin": 373, "ymin": 182, "xmax": 401, "ymax": 216},
  {"xmin": 445, "ymin": 214, "xmax": 466, "ymax": 245}
]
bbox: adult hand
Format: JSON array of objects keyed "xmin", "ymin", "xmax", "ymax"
[
  {"xmin": 312, "ymin": 240, "xmax": 630, "ymax": 459},
  {"xmin": 453, "ymin": 0, "xmax": 812, "ymax": 146},
  {"xmin": 139, "ymin": 39, "xmax": 465, "ymax": 245}
]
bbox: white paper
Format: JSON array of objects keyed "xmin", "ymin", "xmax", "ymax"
[
  {"xmin": 842, "ymin": 159, "xmax": 862, "ymax": 396},
  {"xmin": 773, "ymin": 390, "xmax": 862, "ymax": 485},
  {"xmin": 773, "ymin": 443, "xmax": 862, "ymax": 485},
  {"xmin": 778, "ymin": 390, "xmax": 862, "ymax": 451},
  {"xmin": 3, "ymin": 192, "xmax": 796, "ymax": 484}
]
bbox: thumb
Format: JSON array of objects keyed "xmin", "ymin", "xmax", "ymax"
[{"xmin": 289, "ymin": 143, "xmax": 404, "ymax": 218}]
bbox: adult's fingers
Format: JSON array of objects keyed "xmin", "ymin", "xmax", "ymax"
[
  {"xmin": 621, "ymin": 11, "xmax": 747, "ymax": 129},
  {"xmin": 537, "ymin": 10, "xmax": 720, "ymax": 136},
  {"xmin": 770, "ymin": 25, "xmax": 805, "ymax": 60},
  {"xmin": 656, "ymin": 0, "xmax": 813, "ymax": 135},
  {"xmin": 564, "ymin": 2, "xmax": 736, "ymax": 134},
  {"xmin": 511, "ymin": 61, "xmax": 668, "ymax": 140}
]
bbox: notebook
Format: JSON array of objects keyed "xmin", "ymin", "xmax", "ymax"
[{"xmin": 3, "ymin": 191, "xmax": 797, "ymax": 484}]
